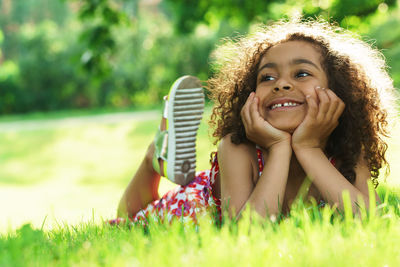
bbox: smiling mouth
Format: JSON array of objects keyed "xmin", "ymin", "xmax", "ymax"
[{"xmin": 269, "ymin": 101, "xmax": 303, "ymax": 110}]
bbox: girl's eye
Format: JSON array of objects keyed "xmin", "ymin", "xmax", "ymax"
[
  {"xmin": 296, "ymin": 71, "xmax": 310, "ymax": 78},
  {"xmin": 260, "ymin": 75, "xmax": 275, "ymax": 82}
]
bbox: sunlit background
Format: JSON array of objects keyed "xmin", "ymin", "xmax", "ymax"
[{"xmin": 0, "ymin": 0, "xmax": 399, "ymax": 232}]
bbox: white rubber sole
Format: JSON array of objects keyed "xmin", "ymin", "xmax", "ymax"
[{"xmin": 167, "ymin": 76, "xmax": 204, "ymax": 185}]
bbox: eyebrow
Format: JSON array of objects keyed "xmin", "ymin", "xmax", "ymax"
[{"xmin": 258, "ymin": 58, "xmax": 321, "ymax": 72}]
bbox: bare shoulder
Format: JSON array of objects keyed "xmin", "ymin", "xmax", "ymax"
[
  {"xmin": 217, "ymin": 134, "xmax": 258, "ymax": 185},
  {"xmin": 218, "ymin": 134, "xmax": 258, "ymax": 214},
  {"xmin": 218, "ymin": 134, "xmax": 256, "ymax": 164}
]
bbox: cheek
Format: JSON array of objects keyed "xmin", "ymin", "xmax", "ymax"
[
  {"xmin": 255, "ymin": 94, "xmax": 265, "ymax": 107},
  {"xmin": 300, "ymin": 85, "xmax": 317, "ymax": 98},
  {"xmin": 254, "ymin": 86, "xmax": 263, "ymax": 97},
  {"xmin": 255, "ymin": 84, "xmax": 272, "ymax": 96}
]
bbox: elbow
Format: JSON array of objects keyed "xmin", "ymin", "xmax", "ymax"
[
  {"xmin": 244, "ymin": 197, "xmax": 281, "ymax": 219},
  {"xmin": 222, "ymin": 200, "xmax": 273, "ymax": 221},
  {"xmin": 344, "ymin": 191, "xmax": 380, "ymax": 215}
]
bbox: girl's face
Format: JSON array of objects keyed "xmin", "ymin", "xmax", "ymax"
[{"xmin": 255, "ymin": 40, "xmax": 329, "ymax": 133}]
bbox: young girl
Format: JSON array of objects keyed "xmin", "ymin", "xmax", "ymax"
[{"xmin": 112, "ymin": 19, "xmax": 397, "ymax": 224}]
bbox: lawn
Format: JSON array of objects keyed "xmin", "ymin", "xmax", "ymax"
[
  {"xmin": 0, "ymin": 109, "xmax": 399, "ymax": 266},
  {"xmin": 0, "ymin": 108, "xmax": 215, "ymax": 231}
]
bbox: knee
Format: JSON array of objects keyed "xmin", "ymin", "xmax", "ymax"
[{"xmin": 144, "ymin": 141, "xmax": 155, "ymax": 168}]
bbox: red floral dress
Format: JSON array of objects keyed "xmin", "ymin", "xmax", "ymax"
[{"xmin": 109, "ymin": 148, "xmax": 265, "ymax": 225}]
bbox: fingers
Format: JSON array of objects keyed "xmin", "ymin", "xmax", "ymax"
[
  {"xmin": 241, "ymin": 92, "xmax": 263, "ymax": 124},
  {"xmin": 241, "ymin": 92, "xmax": 254, "ymax": 126},
  {"xmin": 302, "ymin": 86, "xmax": 345, "ymax": 140},
  {"xmin": 332, "ymin": 95, "xmax": 345, "ymax": 121},
  {"xmin": 249, "ymin": 94, "xmax": 261, "ymax": 122},
  {"xmin": 305, "ymin": 93, "xmax": 318, "ymax": 121},
  {"xmin": 294, "ymin": 86, "xmax": 346, "ymax": 150},
  {"xmin": 316, "ymin": 86, "xmax": 330, "ymax": 116},
  {"xmin": 325, "ymin": 89, "xmax": 341, "ymax": 120},
  {"xmin": 314, "ymin": 87, "xmax": 344, "ymax": 123}
]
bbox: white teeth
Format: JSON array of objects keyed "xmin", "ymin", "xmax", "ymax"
[{"xmin": 270, "ymin": 102, "xmax": 299, "ymax": 110}]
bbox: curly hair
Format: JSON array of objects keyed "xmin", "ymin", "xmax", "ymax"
[{"xmin": 207, "ymin": 19, "xmax": 398, "ymax": 187}]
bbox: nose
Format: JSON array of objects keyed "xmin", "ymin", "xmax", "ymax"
[{"xmin": 273, "ymin": 84, "xmax": 292, "ymax": 92}]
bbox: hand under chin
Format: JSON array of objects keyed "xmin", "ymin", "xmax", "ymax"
[{"xmin": 267, "ymin": 121, "xmax": 300, "ymax": 134}]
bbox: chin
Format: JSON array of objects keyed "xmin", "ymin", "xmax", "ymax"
[
  {"xmin": 276, "ymin": 125, "xmax": 297, "ymax": 133},
  {"xmin": 268, "ymin": 121, "xmax": 301, "ymax": 133},
  {"xmin": 265, "ymin": 113, "xmax": 304, "ymax": 134}
]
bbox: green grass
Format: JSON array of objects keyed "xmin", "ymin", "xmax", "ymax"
[
  {"xmin": 0, "ymin": 109, "xmax": 399, "ymax": 266},
  {"xmin": 0, "ymin": 110, "xmax": 213, "ymax": 186},
  {"xmin": 0, "ymin": 108, "xmax": 214, "ymax": 231},
  {"xmin": 0, "ymin": 102, "xmax": 214, "ymax": 123},
  {"xmin": 0, "ymin": 190, "xmax": 399, "ymax": 267}
]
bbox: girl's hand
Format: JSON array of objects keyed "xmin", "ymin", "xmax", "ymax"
[
  {"xmin": 292, "ymin": 87, "xmax": 345, "ymax": 151},
  {"xmin": 241, "ymin": 92, "xmax": 291, "ymax": 149}
]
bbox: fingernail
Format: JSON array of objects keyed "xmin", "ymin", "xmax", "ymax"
[
  {"xmin": 306, "ymin": 95, "xmax": 310, "ymax": 98},
  {"xmin": 322, "ymin": 87, "xmax": 326, "ymax": 90},
  {"xmin": 315, "ymin": 86, "xmax": 321, "ymax": 90}
]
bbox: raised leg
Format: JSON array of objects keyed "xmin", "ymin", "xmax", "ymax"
[
  {"xmin": 117, "ymin": 75, "xmax": 204, "ymax": 218},
  {"xmin": 117, "ymin": 142, "xmax": 161, "ymax": 218}
]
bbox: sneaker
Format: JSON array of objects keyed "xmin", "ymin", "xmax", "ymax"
[{"xmin": 152, "ymin": 75, "xmax": 204, "ymax": 185}]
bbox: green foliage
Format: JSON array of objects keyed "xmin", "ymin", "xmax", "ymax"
[
  {"xmin": 332, "ymin": 0, "xmax": 397, "ymax": 21},
  {"xmin": 0, "ymin": 1, "xmax": 216, "ymax": 113},
  {"xmin": 161, "ymin": 0, "xmax": 268, "ymax": 34},
  {"xmin": 368, "ymin": 9, "xmax": 400, "ymax": 87},
  {"xmin": 77, "ymin": 0, "xmax": 129, "ymax": 77},
  {"xmin": 5, "ymin": 0, "xmax": 69, "ymax": 25},
  {"xmin": 1, "ymin": 0, "xmax": 400, "ymax": 114},
  {"xmin": 0, "ymin": 20, "xmax": 89, "ymax": 113},
  {"xmin": 0, "ymin": 0, "xmax": 69, "ymax": 59},
  {"xmin": 163, "ymin": 0, "xmax": 397, "ymax": 33}
]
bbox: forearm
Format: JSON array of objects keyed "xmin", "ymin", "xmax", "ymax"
[
  {"xmin": 294, "ymin": 148, "xmax": 369, "ymax": 210},
  {"xmin": 244, "ymin": 143, "xmax": 292, "ymax": 217}
]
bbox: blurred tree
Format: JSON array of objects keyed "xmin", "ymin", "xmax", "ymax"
[
  {"xmin": 368, "ymin": 7, "xmax": 400, "ymax": 88},
  {"xmin": 75, "ymin": 0, "xmax": 130, "ymax": 78},
  {"xmin": 1, "ymin": 0, "xmax": 399, "ymax": 115},
  {"xmin": 0, "ymin": 0, "xmax": 70, "ymax": 59},
  {"xmin": 162, "ymin": 0, "xmax": 398, "ymax": 33},
  {"xmin": 72, "ymin": 0, "xmax": 399, "ymax": 78}
]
